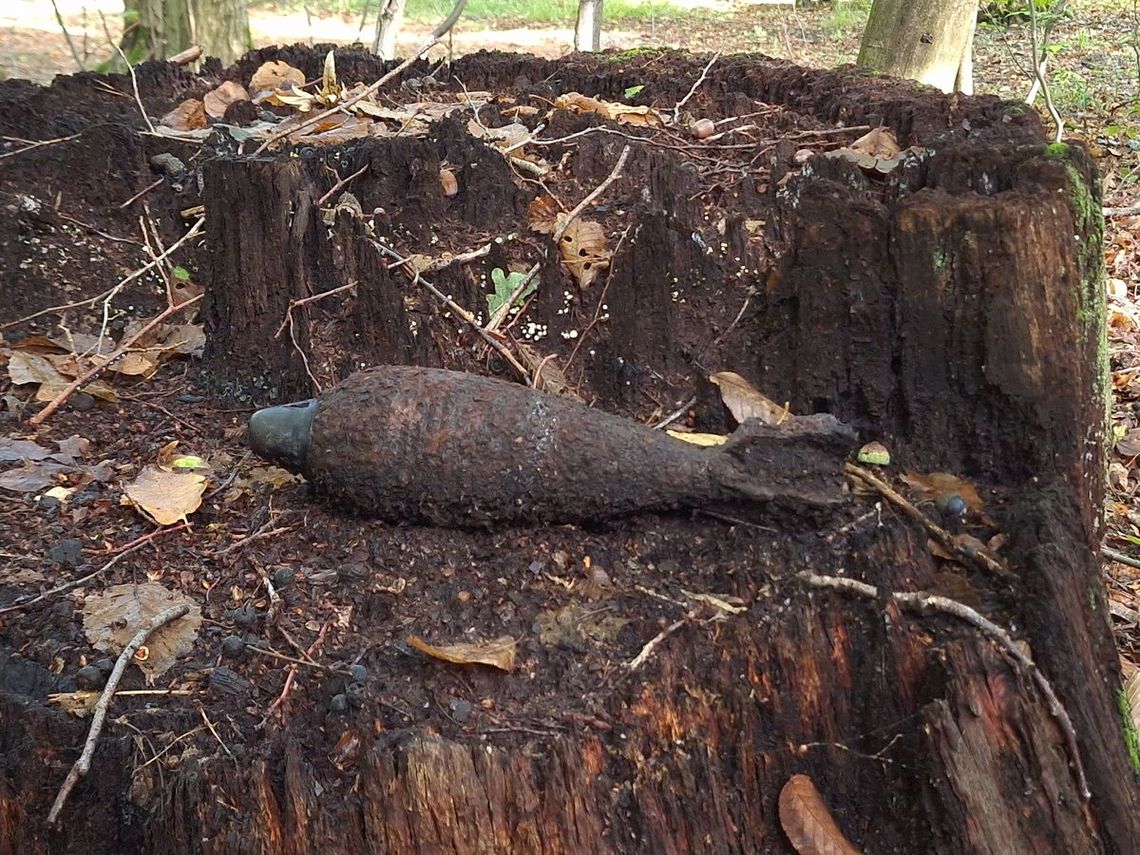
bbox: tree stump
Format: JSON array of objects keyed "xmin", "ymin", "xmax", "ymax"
[{"xmin": 2, "ymin": 49, "xmax": 1138, "ymax": 853}]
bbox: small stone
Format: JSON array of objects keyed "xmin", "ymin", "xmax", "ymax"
[
  {"xmin": 347, "ymin": 663, "xmax": 368, "ymax": 683},
  {"xmin": 272, "ymin": 566, "xmax": 295, "ymax": 590},
  {"xmin": 448, "ymin": 698, "xmax": 473, "ymax": 723},
  {"xmin": 209, "ymin": 666, "xmax": 252, "ymax": 697},
  {"xmin": 69, "ymin": 392, "xmax": 95, "ymax": 412},
  {"xmin": 48, "ymin": 537, "xmax": 84, "ymax": 567},
  {"xmin": 94, "ymin": 658, "xmax": 115, "ymax": 675},
  {"xmin": 225, "ymin": 604, "xmax": 259, "ymax": 628},
  {"xmin": 329, "ymin": 693, "xmax": 348, "ymax": 713},
  {"xmin": 221, "ymin": 635, "xmax": 246, "ymax": 659},
  {"xmin": 337, "ymin": 562, "xmax": 369, "ymax": 582},
  {"xmin": 75, "ymin": 664, "xmax": 106, "ymax": 690}
]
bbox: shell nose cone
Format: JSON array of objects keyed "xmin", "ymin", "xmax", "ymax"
[{"xmin": 248, "ymin": 399, "xmax": 318, "ymax": 472}]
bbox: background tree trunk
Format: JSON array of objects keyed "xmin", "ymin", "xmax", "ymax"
[
  {"xmin": 858, "ymin": 0, "xmax": 978, "ymax": 93},
  {"xmin": 120, "ymin": 0, "xmax": 191, "ymax": 63},
  {"xmin": 121, "ymin": 0, "xmax": 249, "ymax": 64},
  {"xmin": 575, "ymin": 0, "xmax": 604, "ymax": 51},
  {"xmin": 372, "ymin": 0, "xmax": 406, "ymax": 59}
]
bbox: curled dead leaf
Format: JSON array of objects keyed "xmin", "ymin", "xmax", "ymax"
[
  {"xmin": 406, "ymin": 634, "xmax": 517, "ymax": 672},
  {"xmin": 778, "ymin": 774, "xmax": 863, "ymax": 855},
  {"xmin": 899, "ymin": 471, "xmax": 984, "ymax": 512},
  {"xmin": 249, "ymin": 60, "xmax": 306, "ymax": 96},
  {"xmin": 203, "ymin": 81, "xmax": 249, "ymax": 119},
  {"xmin": 439, "ymin": 167, "xmax": 459, "ymax": 196},
  {"xmin": 527, "ymin": 196, "xmax": 561, "ymax": 234},
  {"xmin": 557, "ymin": 219, "xmax": 609, "ymax": 288},
  {"xmin": 708, "ymin": 371, "xmax": 787, "ymax": 426},
  {"xmin": 159, "ymin": 99, "xmax": 206, "ymax": 131}
]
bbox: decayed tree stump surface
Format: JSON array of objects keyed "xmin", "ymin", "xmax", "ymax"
[{"xmin": 1, "ymin": 46, "xmax": 1138, "ymax": 854}]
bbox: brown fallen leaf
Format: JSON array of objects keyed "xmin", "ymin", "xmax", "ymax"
[
  {"xmin": 557, "ymin": 219, "xmax": 609, "ymax": 288},
  {"xmin": 778, "ymin": 774, "xmax": 863, "ymax": 855},
  {"xmin": 406, "ymin": 635, "xmax": 517, "ymax": 672},
  {"xmin": 159, "ymin": 98, "xmax": 207, "ymax": 131},
  {"xmin": 203, "ymin": 80, "xmax": 249, "ymax": 119},
  {"xmin": 709, "ymin": 371, "xmax": 787, "ymax": 426},
  {"xmin": 527, "ymin": 196, "xmax": 561, "ymax": 234},
  {"xmin": 516, "ymin": 343, "xmax": 583, "ymax": 402},
  {"xmin": 82, "ymin": 583, "xmax": 201, "ymax": 684},
  {"xmin": 123, "ymin": 464, "xmax": 207, "ymax": 525},
  {"xmin": 899, "ymin": 470, "xmax": 984, "ymax": 512},
  {"xmin": 249, "ymin": 59, "xmax": 306, "ymax": 96}
]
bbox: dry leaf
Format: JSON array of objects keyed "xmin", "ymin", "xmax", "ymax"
[
  {"xmin": 708, "ymin": 371, "xmax": 787, "ymax": 426},
  {"xmin": 249, "ymin": 60, "xmax": 305, "ymax": 95},
  {"xmin": 552, "ymin": 92, "xmax": 665, "ymax": 126},
  {"xmin": 0, "ymin": 462, "xmax": 67, "ymax": 492},
  {"xmin": 527, "ymin": 196, "xmax": 561, "ymax": 234},
  {"xmin": 1124, "ymin": 670, "xmax": 1140, "ymax": 737},
  {"xmin": 849, "ymin": 126, "xmax": 901, "ymax": 159},
  {"xmin": 899, "ymin": 471, "xmax": 985, "ymax": 512},
  {"xmin": 123, "ymin": 464, "xmax": 207, "ymax": 525},
  {"xmin": 557, "ymin": 219, "xmax": 609, "ymax": 288},
  {"xmin": 667, "ymin": 430, "xmax": 728, "ymax": 447},
  {"xmin": 0, "ymin": 438, "xmax": 52, "ymax": 462},
  {"xmin": 439, "ymin": 167, "xmax": 459, "ymax": 196},
  {"xmin": 82, "ymin": 583, "xmax": 201, "ymax": 684},
  {"xmin": 159, "ymin": 98, "xmax": 206, "ymax": 131},
  {"xmin": 516, "ymin": 343, "xmax": 584, "ymax": 402},
  {"xmin": 778, "ymin": 774, "xmax": 863, "ymax": 855},
  {"xmin": 406, "ymin": 634, "xmax": 517, "ymax": 672},
  {"xmin": 203, "ymin": 81, "xmax": 249, "ymax": 119}
]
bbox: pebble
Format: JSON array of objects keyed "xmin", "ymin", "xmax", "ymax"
[
  {"xmin": 347, "ymin": 663, "xmax": 368, "ymax": 683},
  {"xmin": 329, "ymin": 693, "xmax": 348, "ymax": 713},
  {"xmin": 225, "ymin": 604, "xmax": 259, "ymax": 628},
  {"xmin": 69, "ymin": 392, "xmax": 95, "ymax": 412},
  {"xmin": 221, "ymin": 635, "xmax": 246, "ymax": 659},
  {"xmin": 48, "ymin": 537, "xmax": 84, "ymax": 567},
  {"xmin": 75, "ymin": 664, "xmax": 106, "ymax": 690},
  {"xmin": 272, "ymin": 566, "xmax": 295, "ymax": 590},
  {"xmin": 448, "ymin": 698, "xmax": 473, "ymax": 723}
]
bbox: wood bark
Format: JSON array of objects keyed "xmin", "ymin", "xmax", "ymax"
[
  {"xmin": 2, "ymin": 52, "xmax": 1138, "ymax": 854},
  {"xmin": 857, "ymin": 0, "xmax": 979, "ymax": 93},
  {"xmin": 121, "ymin": 0, "xmax": 248, "ymax": 64},
  {"xmin": 575, "ymin": 0, "xmax": 604, "ymax": 52},
  {"xmin": 372, "ymin": 0, "xmax": 406, "ymax": 59}
]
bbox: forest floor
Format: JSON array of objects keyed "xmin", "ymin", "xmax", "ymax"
[{"xmin": 0, "ymin": 1, "xmax": 1138, "ymax": 840}]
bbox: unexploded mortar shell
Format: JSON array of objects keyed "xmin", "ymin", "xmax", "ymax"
[{"xmin": 247, "ymin": 399, "xmax": 318, "ymax": 472}]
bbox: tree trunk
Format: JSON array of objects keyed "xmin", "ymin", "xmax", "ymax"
[
  {"xmin": 188, "ymin": 0, "xmax": 250, "ymax": 65},
  {"xmin": 121, "ymin": 0, "xmax": 191, "ymax": 63},
  {"xmin": 121, "ymin": 0, "xmax": 248, "ymax": 64},
  {"xmin": 372, "ymin": 0, "xmax": 406, "ymax": 59},
  {"xmin": 575, "ymin": 0, "xmax": 604, "ymax": 52},
  {"xmin": 858, "ymin": 0, "xmax": 978, "ymax": 93},
  {"xmin": 3, "ymin": 51, "xmax": 1138, "ymax": 853}
]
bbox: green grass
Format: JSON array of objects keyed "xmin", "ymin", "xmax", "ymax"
[
  {"xmin": 822, "ymin": 0, "xmax": 871, "ymax": 37},
  {"xmin": 258, "ymin": 0, "xmax": 692, "ymax": 24}
]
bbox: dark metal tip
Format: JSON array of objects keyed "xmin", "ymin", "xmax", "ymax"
[{"xmin": 248, "ymin": 399, "xmax": 318, "ymax": 472}]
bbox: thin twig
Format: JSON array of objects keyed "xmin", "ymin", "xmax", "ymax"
[
  {"xmin": 800, "ymin": 571, "xmax": 1091, "ymax": 801},
  {"xmin": 652, "ymin": 396, "xmax": 697, "ymax": 430},
  {"xmin": 99, "ymin": 11, "xmax": 155, "ymax": 134},
  {"xmin": 253, "ymin": 39, "xmax": 439, "ymax": 155},
  {"xmin": 0, "ymin": 525, "xmax": 186, "ymax": 617},
  {"xmin": 1027, "ymin": 0, "xmax": 1064, "ymax": 142},
  {"xmin": 564, "ymin": 224, "xmax": 631, "ymax": 369},
  {"xmin": 274, "ymin": 282, "xmax": 358, "ymax": 338},
  {"xmin": 627, "ymin": 620, "xmax": 686, "ymax": 671},
  {"xmin": 844, "ymin": 463, "xmax": 1014, "ymax": 581},
  {"xmin": 672, "ymin": 51, "xmax": 721, "ymax": 126},
  {"xmin": 196, "ymin": 702, "xmax": 234, "ymax": 758},
  {"xmin": 0, "ymin": 132, "xmax": 83, "ymax": 161},
  {"xmin": 47, "ymin": 603, "xmax": 190, "ymax": 824},
  {"xmin": 30, "ymin": 293, "xmax": 204, "ymax": 426},
  {"xmin": 369, "ymin": 238, "xmax": 531, "ymax": 380},
  {"xmin": 260, "ymin": 620, "xmax": 332, "ymax": 727},
  {"xmin": 316, "ymin": 164, "xmax": 370, "ymax": 207},
  {"xmin": 485, "ymin": 145, "xmax": 631, "ymax": 334},
  {"xmin": 1102, "ymin": 545, "xmax": 1140, "ymax": 570},
  {"xmin": 1, "ymin": 217, "xmax": 204, "ymax": 331},
  {"xmin": 118, "ymin": 178, "xmax": 164, "ymax": 210},
  {"xmin": 50, "ymin": 0, "xmax": 86, "ymax": 70}
]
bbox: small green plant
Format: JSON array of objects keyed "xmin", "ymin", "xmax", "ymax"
[
  {"xmin": 623, "ymin": 84, "xmax": 645, "ymax": 99},
  {"xmin": 172, "ymin": 266, "xmax": 193, "ymax": 282},
  {"xmin": 486, "ymin": 267, "xmax": 537, "ymax": 317}
]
